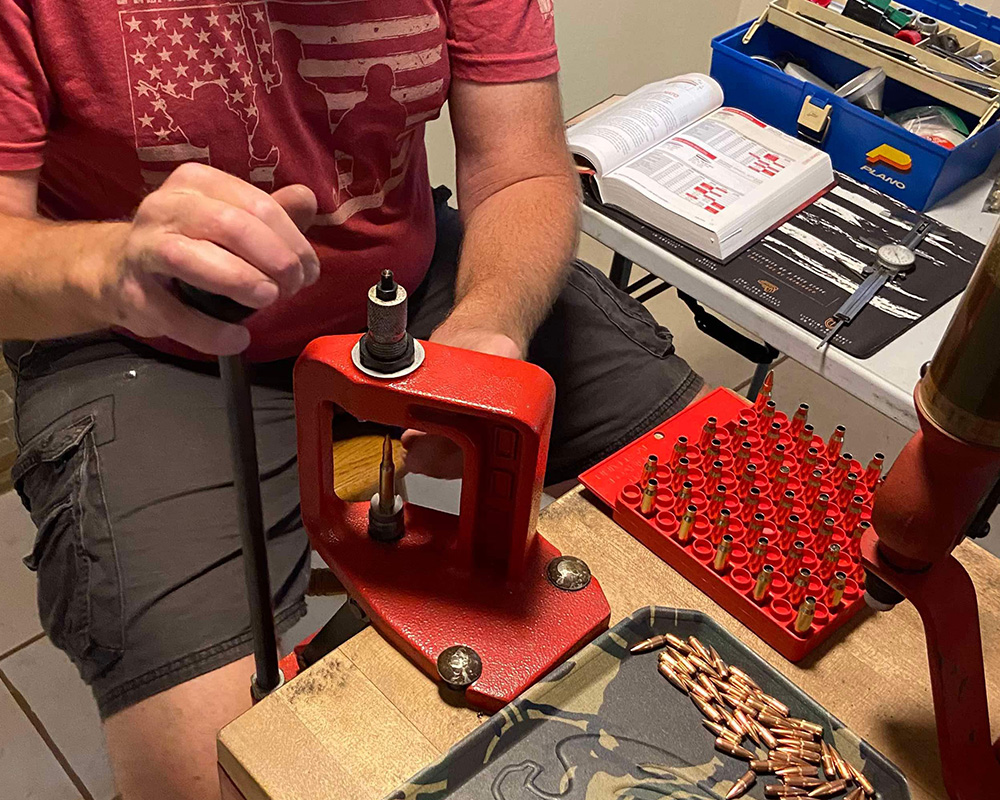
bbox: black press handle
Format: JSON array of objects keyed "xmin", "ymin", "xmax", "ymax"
[{"xmin": 174, "ymin": 280, "xmax": 256, "ymax": 323}]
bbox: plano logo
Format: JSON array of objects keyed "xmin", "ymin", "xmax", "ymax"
[
  {"xmin": 861, "ymin": 165, "xmax": 907, "ymax": 190},
  {"xmin": 866, "ymin": 144, "xmax": 912, "ymax": 171}
]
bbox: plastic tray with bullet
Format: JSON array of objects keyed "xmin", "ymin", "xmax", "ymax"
[{"xmin": 580, "ymin": 377, "xmax": 879, "ymax": 661}]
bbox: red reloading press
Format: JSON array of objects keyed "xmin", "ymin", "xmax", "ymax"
[
  {"xmin": 863, "ymin": 228, "xmax": 1000, "ymax": 800},
  {"xmin": 286, "ymin": 271, "xmax": 609, "ymax": 709}
]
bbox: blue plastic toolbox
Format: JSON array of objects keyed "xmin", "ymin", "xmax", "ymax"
[{"xmin": 711, "ymin": 0, "xmax": 1000, "ymax": 210}]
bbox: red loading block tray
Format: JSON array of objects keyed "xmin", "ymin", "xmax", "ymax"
[{"xmin": 580, "ymin": 387, "xmax": 870, "ymax": 662}]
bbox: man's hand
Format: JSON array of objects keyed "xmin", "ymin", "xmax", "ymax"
[
  {"xmin": 400, "ymin": 323, "xmax": 521, "ymax": 479},
  {"xmin": 108, "ymin": 163, "xmax": 319, "ymax": 354},
  {"xmin": 400, "ymin": 76, "xmax": 576, "ymax": 480}
]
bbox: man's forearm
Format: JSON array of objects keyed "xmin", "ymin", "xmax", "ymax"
[
  {"xmin": 0, "ymin": 213, "xmax": 126, "ymax": 340},
  {"xmin": 442, "ymin": 171, "xmax": 580, "ymax": 353}
]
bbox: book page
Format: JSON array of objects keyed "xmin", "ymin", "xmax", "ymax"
[
  {"xmin": 566, "ymin": 74, "xmax": 724, "ymax": 176},
  {"xmin": 609, "ymin": 107, "xmax": 828, "ymax": 228}
]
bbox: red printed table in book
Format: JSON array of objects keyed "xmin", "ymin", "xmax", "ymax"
[{"xmin": 580, "ymin": 386, "xmax": 882, "ymax": 661}]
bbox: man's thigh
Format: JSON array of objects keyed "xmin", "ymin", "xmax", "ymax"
[
  {"xmin": 530, "ymin": 261, "xmax": 703, "ymax": 483},
  {"xmin": 408, "ymin": 203, "xmax": 703, "ymax": 484},
  {"xmin": 4, "ymin": 335, "xmax": 308, "ymax": 719}
]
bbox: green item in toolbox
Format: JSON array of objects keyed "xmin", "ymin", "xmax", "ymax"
[
  {"xmin": 388, "ymin": 608, "xmax": 911, "ymax": 800},
  {"xmin": 887, "ymin": 5, "xmax": 916, "ymax": 26}
]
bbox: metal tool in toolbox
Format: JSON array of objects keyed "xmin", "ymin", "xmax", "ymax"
[
  {"xmin": 293, "ymin": 270, "xmax": 610, "ymax": 711},
  {"xmin": 817, "ymin": 219, "xmax": 934, "ymax": 349},
  {"xmin": 864, "ymin": 219, "xmax": 1000, "ymax": 799}
]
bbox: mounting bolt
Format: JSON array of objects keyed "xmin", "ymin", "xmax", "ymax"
[
  {"xmin": 436, "ymin": 645, "xmax": 482, "ymax": 690},
  {"xmin": 546, "ymin": 556, "xmax": 592, "ymax": 592}
]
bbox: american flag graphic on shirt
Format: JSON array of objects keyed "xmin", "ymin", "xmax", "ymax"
[{"xmin": 119, "ymin": 1, "xmax": 448, "ymax": 226}]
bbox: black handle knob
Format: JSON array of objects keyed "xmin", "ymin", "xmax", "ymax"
[{"xmin": 175, "ymin": 280, "xmax": 256, "ymax": 323}]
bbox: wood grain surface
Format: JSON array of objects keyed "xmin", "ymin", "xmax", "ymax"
[{"xmin": 220, "ymin": 487, "xmax": 1000, "ymax": 800}]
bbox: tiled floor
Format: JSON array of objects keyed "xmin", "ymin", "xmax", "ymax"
[{"xmin": 3, "ymin": 234, "xmax": 1000, "ymax": 797}]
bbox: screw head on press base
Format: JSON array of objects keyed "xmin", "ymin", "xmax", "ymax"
[
  {"xmin": 436, "ymin": 645, "xmax": 483, "ymax": 689},
  {"xmin": 546, "ymin": 556, "xmax": 593, "ymax": 591}
]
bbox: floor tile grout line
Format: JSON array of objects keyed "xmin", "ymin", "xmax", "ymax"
[
  {"xmin": 0, "ymin": 667, "xmax": 96, "ymax": 800},
  {"xmin": 0, "ymin": 631, "xmax": 45, "ymax": 662}
]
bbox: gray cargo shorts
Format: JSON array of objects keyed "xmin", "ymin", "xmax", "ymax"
[{"xmin": 3, "ymin": 199, "xmax": 702, "ymax": 718}]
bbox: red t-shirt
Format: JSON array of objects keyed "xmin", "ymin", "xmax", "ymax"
[{"xmin": 0, "ymin": 0, "xmax": 559, "ymax": 360}]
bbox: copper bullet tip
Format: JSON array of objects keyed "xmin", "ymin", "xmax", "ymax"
[
  {"xmin": 378, "ymin": 433, "xmax": 395, "ymax": 515},
  {"xmin": 725, "ymin": 769, "xmax": 757, "ymax": 800},
  {"xmin": 630, "ymin": 634, "xmax": 668, "ymax": 654}
]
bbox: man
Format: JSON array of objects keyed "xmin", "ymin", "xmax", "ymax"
[{"xmin": 0, "ymin": 0, "xmax": 704, "ymax": 797}]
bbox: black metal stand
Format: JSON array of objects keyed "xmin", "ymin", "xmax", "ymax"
[
  {"xmin": 219, "ymin": 354, "xmax": 283, "ymax": 701},
  {"xmin": 606, "ymin": 255, "xmax": 780, "ymax": 401},
  {"xmin": 609, "ymin": 252, "xmax": 633, "ymax": 291}
]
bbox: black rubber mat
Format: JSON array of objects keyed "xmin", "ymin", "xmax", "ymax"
[
  {"xmin": 387, "ymin": 607, "xmax": 910, "ymax": 799},
  {"xmin": 586, "ymin": 173, "xmax": 981, "ymax": 359}
]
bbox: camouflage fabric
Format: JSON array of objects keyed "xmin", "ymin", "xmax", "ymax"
[{"xmin": 387, "ymin": 607, "xmax": 908, "ymax": 800}]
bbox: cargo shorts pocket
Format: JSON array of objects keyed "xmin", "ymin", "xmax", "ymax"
[
  {"xmin": 13, "ymin": 415, "xmax": 124, "ymax": 682},
  {"xmin": 568, "ymin": 260, "xmax": 677, "ymax": 358}
]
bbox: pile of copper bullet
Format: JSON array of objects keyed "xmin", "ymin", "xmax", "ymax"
[
  {"xmin": 632, "ymin": 372, "xmax": 884, "ymax": 638},
  {"xmin": 632, "ymin": 632, "xmax": 877, "ymax": 799}
]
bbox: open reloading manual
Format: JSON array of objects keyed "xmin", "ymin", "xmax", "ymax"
[{"xmin": 567, "ymin": 74, "xmax": 835, "ymax": 260}]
